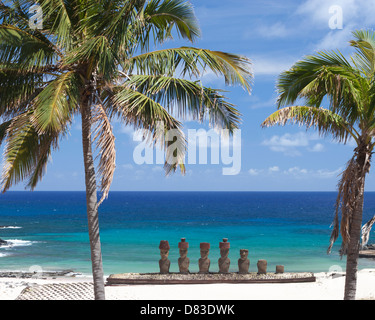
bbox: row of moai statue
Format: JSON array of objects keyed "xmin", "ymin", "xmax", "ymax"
[{"xmin": 159, "ymin": 238, "xmax": 285, "ymax": 274}]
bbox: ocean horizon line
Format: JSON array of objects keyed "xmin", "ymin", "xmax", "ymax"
[{"xmin": 3, "ymin": 190, "xmax": 375, "ymax": 193}]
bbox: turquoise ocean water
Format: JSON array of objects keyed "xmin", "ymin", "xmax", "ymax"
[{"xmin": 0, "ymin": 191, "xmax": 374, "ymax": 276}]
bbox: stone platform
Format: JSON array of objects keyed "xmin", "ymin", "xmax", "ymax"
[
  {"xmin": 359, "ymin": 250, "xmax": 375, "ymax": 258},
  {"xmin": 106, "ymin": 272, "xmax": 316, "ymax": 285}
]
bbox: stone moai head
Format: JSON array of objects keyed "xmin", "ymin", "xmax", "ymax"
[
  {"xmin": 219, "ymin": 238, "xmax": 230, "ymax": 258},
  {"xmin": 159, "ymin": 240, "xmax": 170, "ymax": 260},
  {"xmin": 200, "ymin": 242, "xmax": 210, "ymax": 259},
  {"xmin": 178, "ymin": 238, "xmax": 189, "ymax": 258},
  {"xmin": 239, "ymin": 249, "xmax": 249, "ymax": 260}
]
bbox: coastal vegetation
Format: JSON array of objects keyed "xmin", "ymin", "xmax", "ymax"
[
  {"xmin": 262, "ymin": 29, "xmax": 375, "ymax": 300},
  {"xmin": 0, "ymin": 0, "xmax": 252, "ymax": 299}
]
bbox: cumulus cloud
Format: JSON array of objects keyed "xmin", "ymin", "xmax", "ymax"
[
  {"xmin": 251, "ymin": 56, "xmax": 295, "ymax": 76},
  {"xmin": 262, "ymin": 132, "xmax": 322, "ymax": 156},
  {"xmin": 284, "ymin": 166, "xmax": 343, "ymax": 179},
  {"xmin": 256, "ymin": 22, "xmax": 289, "ymax": 39},
  {"xmin": 249, "ymin": 168, "xmax": 263, "ymax": 176},
  {"xmin": 248, "ymin": 165, "xmax": 342, "ymax": 179},
  {"xmin": 309, "ymin": 143, "xmax": 324, "ymax": 152}
]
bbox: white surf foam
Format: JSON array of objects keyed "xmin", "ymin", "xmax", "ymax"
[
  {"xmin": 1, "ymin": 239, "xmax": 36, "ymax": 248},
  {"xmin": 0, "ymin": 252, "xmax": 11, "ymax": 258},
  {"xmin": 0, "ymin": 226, "xmax": 22, "ymax": 229}
]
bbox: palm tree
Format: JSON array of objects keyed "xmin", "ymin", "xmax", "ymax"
[
  {"xmin": 0, "ymin": 0, "xmax": 252, "ymax": 299},
  {"xmin": 262, "ymin": 30, "xmax": 375, "ymax": 300}
]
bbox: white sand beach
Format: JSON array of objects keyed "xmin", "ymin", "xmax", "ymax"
[{"xmin": 1, "ymin": 269, "xmax": 375, "ymax": 300}]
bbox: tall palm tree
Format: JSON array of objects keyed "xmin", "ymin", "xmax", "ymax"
[
  {"xmin": 262, "ymin": 30, "xmax": 375, "ymax": 300},
  {"xmin": 0, "ymin": 0, "xmax": 252, "ymax": 299}
]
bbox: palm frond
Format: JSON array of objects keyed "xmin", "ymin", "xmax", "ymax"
[
  {"xmin": 91, "ymin": 102, "xmax": 116, "ymax": 206},
  {"xmin": 144, "ymin": 0, "xmax": 201, "ymax": 42},
  {"xmin": 350, "ymin": 29, "xmax": 375, "ymax": 77},
  {"xmin": 277, "ymin": 51, "xmax": 353, "ymax": 108},
  {"xmin": 0, "ymin": 67, "xmax": 46, "ymax": 115},
  {"xmin": 0, "ymin": 24, "xmax": 58, "ymax": 70},
  {"xmin": 277, "ymin": 51, "xmax": 367, "ymax": 126},
  {"xmin": 261, "ymin": 106, "xmax": 358, "ymax": 144},
  {"xmin": 328, "ymin": 144, "xmax": 371, "ymax": 255},
  {"xmin": 31, "ymin": 71, "xmax": 80, "ymax": 134},
  {"xmin": 128, "ymin": 47, "xmax": 252, "ymax": 93},
  {"xmin": 111, "ymin": 86, "xmax": 186, "ymax": 174},
  {"xmin": 39, "ymin": 0, "xmax": 77, "ymax": 50},
  {"xmin": 63, "ymin": 36, "xmax": 118, "ymax": 80},
  {"xmin": 1, "ymin": 112, "xmax": 59, "ymax": 191},
  {"xmin": 124, "ymin": 74, "xmax": 241, "ymax": 132}
]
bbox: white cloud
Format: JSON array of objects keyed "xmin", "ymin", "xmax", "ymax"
[
  {"xmin": 262, "ymin": 132, "xmax": 322, "ymax": 156},
  {"xmin": 286, "ymin": 166, "xmax": 308, "ymax": 175},
  {"xmin": 248, "ymin": 165, "xmax": 341, "ymax": 179},
  {"xmin": 264, "ymin": 133, "xmax": 309, "ymax": 148},
  {"xmin": 314, "ymin": 25, "xmax": 354, "ymax": 51},
  {"xmin": 296, "ymin": 0, "xmax": 358, "ymax": 27},
  {"xmin": 315, "ymin": 167, "xmax": 343, "ymax": 178},
  {"xmin": 255, "ymin": 22, "xmax": 289, "ymax": 38},
  {"xmin": 309, "ymin": 143, "xmax": 324, "ymax": 152},
  {"xmin": 251, "ymin": 56, "xmax": 295, "ymax": 76},
  {"xmin": 262, "ymin": 132, "xmax": 309, "ymax": 156},
  {"xmin": 268, "ymin": 166, "xmax": 280, "ymax": 173},
  {"xmin": 248, "ymin": 168, "xmax": 263, "ymax": 176},
  {"xmin": 283, "ymin": 166, "xmax": 342, "ymax": 179}
]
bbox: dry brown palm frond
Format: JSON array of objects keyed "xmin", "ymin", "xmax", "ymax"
[
  {"xmin": 91, "ymin": 102, "xmax": 116, "ymax": 206},
  {"xmin": 328, "ymin": 156, "xmax": 358, "ymax": 255},
  {"xmin": 328, "ymin": 143, "xmax": 372, "ymax": 255}
]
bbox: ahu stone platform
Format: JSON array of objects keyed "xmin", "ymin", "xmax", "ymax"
[{"xmin": 106, "ymin": 272, "xmax": 316, "ymax": 285}]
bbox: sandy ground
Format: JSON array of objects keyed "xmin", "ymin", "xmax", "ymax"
[{"xmin": 1, "ymin": 269, "xmax": 375, "ymax": 300}]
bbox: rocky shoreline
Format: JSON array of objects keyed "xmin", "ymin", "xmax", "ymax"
[{"xmin": 0, "ymin": 270, "xmax": 82, "ymax": 279}]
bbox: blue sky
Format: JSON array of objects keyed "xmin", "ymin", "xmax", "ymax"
[{"xmin": 8, "ymin": 0, "xmax": 375, "ymax": 191}]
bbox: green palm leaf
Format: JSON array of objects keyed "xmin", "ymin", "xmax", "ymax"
[
  {"xmin": 123, "ymin": 74, "xmax": 241, "ymax": 132},
  {"xmin": 262, "ymin": 105, "xmax": 358, "ymax": 144},
  {"xmin": 128, "ymin": 47, "xmax": 252, "ymax": 92},
  {"xmin": 111, "ymin": 86, "xmax": 186, "ymax": 174},
  {"xmin": 31, "ymin": 71, "xmax": 81, "ymax": 133},
  {"xmin": 1, "ymin": 112, "xmax": 60, "ymax": 191}
]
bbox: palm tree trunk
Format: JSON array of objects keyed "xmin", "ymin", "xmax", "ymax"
[
  {"xmin": 344, "ymin": 180, "xmax": 364, "ymax": 300},
  {"xmin": 344, "ymin": 148, "xmax": 369, "ymax": 300},
  {"xmin": 81, "ymin": 99, "xmax": 106, "ymax": 300}
]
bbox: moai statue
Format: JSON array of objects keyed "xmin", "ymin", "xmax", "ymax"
[
  {"xmin": 276, "ymin": 265, "xmax": 284, "ymax": 274},
  {"xmin": 198, "ymin": 242, "xmax": 211, "ymax": 274},
  {"xmin": 159, "ymin": 240, "xmax": 170, "ymax": 274},
  {"xmin": 238, "ymin": 249, "xmax": 250, "ymax": 274},
  {"xmin": 178, "ymin": 238, "xmax": 190, "ymax": 273},
  {"xmin": 218, "ymin": 238, "xmax": 230, "ymax": 273},
  {"xmin": 257, "ymin": 259, "xmax": 267, "ymax": 274}
]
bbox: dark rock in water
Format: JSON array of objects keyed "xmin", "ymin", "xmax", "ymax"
[
  {"xmin": 364, "ymin": 244, "xmax": 375, "ymax": 250},
  {"xmin": 0, "ymin": 239, "xmax": 8, "ymax": 246}
]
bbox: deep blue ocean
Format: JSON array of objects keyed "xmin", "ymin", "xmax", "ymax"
[{"xmin": 0, "ymin": 191, "xmax": 375, "ymax": 276}]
